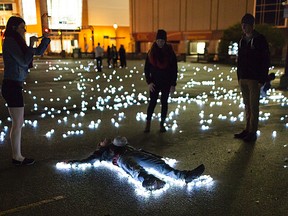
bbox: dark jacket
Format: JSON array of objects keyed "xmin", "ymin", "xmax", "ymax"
[
  {"xmin": 73, "ymin": 144, "xmax": 136, "ymax": 165},
  {"xmin": 144, "ymin": 43, "xmax": 178, "ymax": 87},
  {"xmin": 237, "ymin": 30, "xmax": 270, "ymax": 84}
]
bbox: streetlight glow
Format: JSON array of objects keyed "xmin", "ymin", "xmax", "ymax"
[{"xmin": 113, "ymin": 23, "xmax": 118, "ymax": 30}]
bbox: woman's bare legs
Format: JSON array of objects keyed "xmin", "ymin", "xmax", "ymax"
[{"xmin": 8, "ymin": 107, "xmax": 25, "ymax": 161}]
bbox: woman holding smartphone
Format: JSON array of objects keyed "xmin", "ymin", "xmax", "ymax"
[{"xmin": 1, "ymin": 16, "xmax": 50, "ymax": 165}]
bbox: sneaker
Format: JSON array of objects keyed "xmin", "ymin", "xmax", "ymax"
[
  {"xmin": 234, "ymin": 130, "xmax": 248, "ymax": 139},
  {"xmin": 184, "ymin": 164, "xmax": 205, "ymax": 183},
  {"xmin": 243, "ymin": 132, "xmax": 257, "ymax": 142},
  {"xmin": 12, "ymin": 158, "xmax": 35, "ymax": 166},
  {"xmin": 142, "ymin": 176, "xmax": 166, "ymax": 191}
]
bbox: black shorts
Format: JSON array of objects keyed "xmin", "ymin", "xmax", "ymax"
[{"xmin": 1, "ymin": 79, "xmax": 24, "ymax": 107}]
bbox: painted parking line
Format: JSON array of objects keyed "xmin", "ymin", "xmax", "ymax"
[{"xmin": 0, "ymin": 195, "xmax": 65, "ymax": 216}]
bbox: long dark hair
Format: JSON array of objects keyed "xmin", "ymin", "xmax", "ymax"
[
  {"xmin": 148, "ymin": 42, "xmax": 173, "ymax": 69},
  {"xmin": 4, "ymin": 16, "xmax": 32, "ymax": 67}
]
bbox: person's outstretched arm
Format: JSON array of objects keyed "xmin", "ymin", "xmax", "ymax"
[
  {"xmin": 67, "ymin": 152, "xmax": 100, "ymax": 165},
  {"xmin": 34, "ymin": 37, "xmax": 51, "ymax": 56},
  {"xmin": 66, "ymin": 139, "xmax": 111, "ymax": 165}
]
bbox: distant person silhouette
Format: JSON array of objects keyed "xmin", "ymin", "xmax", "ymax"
[
  {"xmin": 119, "ymin": 44, "xmax": 127, "ymax": 68},
  {"xmin": 111, "ymin": 44, "xmax": 118, "ymax": 68},
  {"xmin": 95, "ymin": 43, "xmax": 104, "ymax": 72}
]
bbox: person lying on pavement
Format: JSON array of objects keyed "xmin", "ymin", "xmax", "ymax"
[{"xmin": 64, "ymin": 136, "xmax": 205, "ymax": 191}]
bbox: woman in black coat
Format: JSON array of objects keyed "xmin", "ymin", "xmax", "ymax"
[{"xmin": 144, "ymin": 29, "xmax": 178, "ymax": 133}]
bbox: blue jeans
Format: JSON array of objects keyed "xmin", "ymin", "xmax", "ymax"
[{"xmin": 117, "ymin": 151, "xmax": 185, "ymax": 182}]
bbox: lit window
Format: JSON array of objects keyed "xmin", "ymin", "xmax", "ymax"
[
  {"xmin": 197, "ymin": 42, "xmax": 206, "ymax": 54},
  {"xmin": 47, "ymin": 0, "xmax": 82, "ymax": 30},
  {"xmin": 22, "ymin": 0, "xmax": 37, "ymax": 25}
]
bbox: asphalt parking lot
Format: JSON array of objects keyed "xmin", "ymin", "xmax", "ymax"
[{"xmin": 0, "ymin": 58, "xmax": 287, "ymax": 216}]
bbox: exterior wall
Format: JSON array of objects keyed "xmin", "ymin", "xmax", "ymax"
[
  {"xmin": 86, "ymin": 0, "xmax": 131, "ymax": 53},
  {"xmin": 25, "ymin": 0, "xmax": 43, "ymax": 37},
  {"xmin": 216, "ymin": 0, "xmax": 254, "ymax": 30},
  {"xmin": 131, "ymin": 0, "xmax": 254, "ymax": 32},
  {"xmin": 130, "ymin": 0, "xmax": 154, "ymax": 32},
  {"xmin": 0, "ymin": 0, "xmax": 286, "ymax": 57},
  {"xmin": 130, "ymin": 0, "xmax": 255, "ymax": 54},
  {"xmin": 0, "ymin": 1, "xmax": 18, "ymax": 53},
  {"xmin": 79, "ymin": 26, "xmax": 131, "ymax": 53},
  {"xmin": 185, "ymin": 0, "xmax": 212, "ymax": 31}
]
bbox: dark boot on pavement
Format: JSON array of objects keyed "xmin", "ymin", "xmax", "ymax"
[
  {"xmin": 160, "ymin": 121, "xmax": 166, "ymax": 133},
  {"xmin": 243, "ymin": 132, "xmax": 257, "ymax": 142},
  {"xmin": 144, "ymin": 120, "xmax": 151, "ymax": 133},
  {"xmin": 184, "ymin": 164, "xmax": 205, "ymax": 183},
  {"xmin": 234, "ymin": 130, "xmax": 248, "ymax": 139}
]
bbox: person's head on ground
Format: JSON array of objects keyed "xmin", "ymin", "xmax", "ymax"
[
  {"xmin": 241, "ymin": 13, "xmax": 255, "ymax": 36},
  {"xmin": 155, "ymin": 29, "xmax": 167, "ymax": 48},
  {"xmin": 4, "ymin": 16, "xmax": 26, "ymax": 38},
  {"xmin": 98, "ymin": 138, "xmax": 111, "ymax": 147},
  {"xmin": 112, "ymin": 136, "xmax": 128, "ymax": 147}
]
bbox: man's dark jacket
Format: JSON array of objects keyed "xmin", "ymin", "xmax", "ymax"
[{"xmin": 237, "ymin": 30, "xmax": 270, "ymax": 84}]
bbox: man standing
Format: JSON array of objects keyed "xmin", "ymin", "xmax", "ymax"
[
  {"xmin": 119, "ymin": 44, "xmax": 127, "ymax": 68},
  {"xmin": 234, "ymin": 13, "xmax": 270, "ymax": 142},
  {"xmin": 95, "ymin": 43, "xmax": 104, "ymax": 72},
  {"xmin": 111, "ymin": 44, "xmax": 118, "ymax": 68}
]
